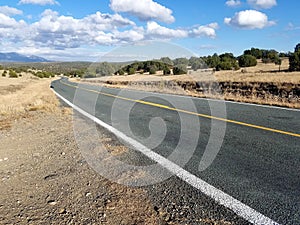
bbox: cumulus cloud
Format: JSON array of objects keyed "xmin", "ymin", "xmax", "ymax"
[
  {"xmin": 146, "ymin": 21, "xmax": 188, "ymax": 39},
  {"xmin": 226, "ymin": 0, "xmax": 241, "ymax": 7},
  {"xmin": 224, "ymin": 10, "xmax": 275, "ymax": 29},
  {"xmin": 29, "ymin": 10, "xmax": 137, "ymax": 47},
  {"xmin": 0, "ymin": 8, "xmax": 218, "ymax": 57},
  {"xmin": 0, "ymin": 6, "xmax": 23, "ymax": 16},
  {"xmin": 0, "ymin": 13, "xmax": 26, "ymax": 29},
  {"xmin": 247, "ymin": 0, "xmax": 277, "ymax": 9},
  {"xmin": 190, "ymin": 23, "xmax": 219, "ymax": 38},
  {"xmin": 0, "ymin": 13, "xmax": 27, "ymax": 42},
  {"xmin": 18, "ymin": 0, "xmax": 59, "ymax": 5},
  {"xmin": 110, "ymin": 0, "xmax": 175, "ymax": 23},
  {"xmin": 145, "ymin": 22, "xmax": 219, "ymax": 40},
  {"xmin": 114, "ymin": 27, "xmax": 145, "ymax": 43}
]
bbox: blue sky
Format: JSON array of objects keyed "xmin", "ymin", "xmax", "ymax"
[{"xmin": 0, "ymin": 0, "xmax": 299, "ymax": 61}]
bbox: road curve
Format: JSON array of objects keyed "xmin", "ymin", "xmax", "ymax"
[{"xmin": 51, "ymin": 78, "xmax": 300, "ymax": 224}]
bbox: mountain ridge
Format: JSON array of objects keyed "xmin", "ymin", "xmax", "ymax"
[{"xmin": 0, "ymin": 52, "xmax": 50, "ymax": 63}]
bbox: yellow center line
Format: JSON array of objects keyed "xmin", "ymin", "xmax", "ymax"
[{"xmin": 59, "ymin": 80, "xmax": 300, "ymax": 138}]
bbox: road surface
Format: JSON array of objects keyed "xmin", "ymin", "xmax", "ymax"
[{"xmin": 51, "ymin": 78, "xmax": 300, "ymax": 224}]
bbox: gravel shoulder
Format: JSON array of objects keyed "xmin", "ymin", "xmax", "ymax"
[{"xmin": 0, "ymin": 77, "xmax": 160, "ymax": 224}]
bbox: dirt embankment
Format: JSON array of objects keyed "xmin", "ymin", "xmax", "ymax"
[
  {"xmin": 81, "ymin": 79, "xmax": 300, "ymax": 109},
  {"xmin": 79, "ymin": 60, "xmax": 300, "ymax": 108}
]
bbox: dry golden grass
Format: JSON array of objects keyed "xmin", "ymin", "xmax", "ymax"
[
  {"xmin": 0, "ymin": 75, "xmax": 62, "ymax": 130},
  {"xmin": 79, "ymin": 59, "xmax": 300, "ymax": 108},
  {"xmin": 214, "ymin": 59, "xmax": 300, "ymax": 83},
  {"xmin": 81, "ymin": 59, "xmax": 300, "ymax": 84}
]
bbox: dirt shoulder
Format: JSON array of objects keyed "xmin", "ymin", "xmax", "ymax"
[{"xmin": 0, "ymin": 77, "xmax": 161, "ymax": 224}]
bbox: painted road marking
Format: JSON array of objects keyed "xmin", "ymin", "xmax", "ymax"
[
  {"xmin": 59, "ymin": 80, "xmax": 300, "ymax": 138},
  {"xmin": 52, "ymin": 88, "xmax": 280, "ymax": 225}
]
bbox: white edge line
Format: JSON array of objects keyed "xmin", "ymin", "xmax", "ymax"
[
  {"xmin": 80, "ymin": 80, "xmax": 300, "ymax": 112},
  {"xmin": 51, "ymin": 88, "xmax": 280, "ymax": 225}
]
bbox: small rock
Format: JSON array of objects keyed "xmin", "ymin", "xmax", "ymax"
[
  {"xmin": 47, "ymin": 200, "xmax": 57, "ymax": 206},
  {"xmin": 85, "ymin": 192, "xmax": 92, "ymax": 197},
  {"xmin": 164, "ymin": 215, "xmax": 171, "ymax": 222},
  {"xmin": 58, "ymin": 208, "xmax": 66, "ymax": 214}
]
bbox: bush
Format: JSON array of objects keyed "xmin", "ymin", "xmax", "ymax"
[
  {"xmin": 9, "ymin": 70, "xmax": 18, "ymax": 78},
  {"xmin": 173, "ymin": 64, "xmax": 187, "ymax": 75},
  {"xmin": 149, "ymin": 68, "xmax": 156, "ymax": 75},
  {"xmin": 238, "ymin": 54, "xmax": 257, "ymax": 67},
  {"xmin": 128, "ymin": 68, "xmax": 136, "ymax": 75},
  {"xmin": 163, "ymin": 67, "xmax": 171, "ymax": 75},
  {"xmin": 118, "ymin": 69, "xmax": 125, "ymax": 75},
  {"xmin": 289, "ymin": 51, "xmax": 300, "ymax": 71},
  {"xmin": 289, "ymin": 43, "xmax": 300, "ymax": 71}
]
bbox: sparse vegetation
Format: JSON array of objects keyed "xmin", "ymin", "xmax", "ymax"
[
  {"xmin": 173, "ymin": 64, "xmax": 187, "ymax": 75},
  {"xmin": 238, "ymin": 54, "xmax": 257, "ymax": 67},
  {"xmin": 9, "ymin": 69, "xmax": 18, "ymax": 78},
  {"xmin": 115, "ymin": 60, "xmax": 172, "ymax": 75},
  {"xmin": 81, "ymin": 58, "xmax": 300, "ymax": 108},
  {"xmin": 289, "ymin": 43, "xmax": 300, "ymax": 71},
  {"xmin": 203, "ymin": 53, "xmax": 239, "ymax": 71}
]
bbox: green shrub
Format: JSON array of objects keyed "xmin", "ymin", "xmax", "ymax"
[
  {"xmin": 128, "ymin": 68, "xmax": 136, "ymax": 75},
  {"xmin": 238, "ymin": 55, "xmax": 257, "ymax": 67},
  {"xmin": 173, "ymin": 64, "xmax": 187, "ymax": 75},
  {"xmin": 9, "ymin": 70, "xmax": 18, "ymax": 78},
  {"xmin": 163, "ymin": 67, "xmax": 171, "ymax": 75},
  {"xmin": 289, "ymin": 43, "xmax": 300, "ymax": 71}
]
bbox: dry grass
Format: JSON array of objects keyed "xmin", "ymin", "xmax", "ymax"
[
  {"xmin": 79, "ymin": 59, "xmax": 300, "ymax": 108},
  {"xmin": 214, "ymin": 59, "xmax": 300, "ymax": 83},
  {"xmin": 0, "ymin": 75, "xmax": 62, "ymax": 130},
  {"xmin": 80, "ymin": 59, "xmax": 300, "ymax": 84}
]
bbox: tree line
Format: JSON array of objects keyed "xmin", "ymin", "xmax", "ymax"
[{"xmin": 1, "ymin": 44, "xmax": 300, "ymax": 78}]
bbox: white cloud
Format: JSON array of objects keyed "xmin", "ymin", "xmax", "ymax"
[
  {"xmin": 110, "ymin": 0, "xmax": 175, "ymax": 23},
  {"xmin": 146, "ymin": 21, "xmax": 188, "ymax": 39},
  {"xmin": 0, "ymin": 8, "xmax": 218, "ymax": 60},
  {"xmin": 146, "ymin": 22, "xmax": 219, "ymax": 40},
  {"xmin": 114, "ymin": 27, "xmax": 145, "ymax": 43},
  {"xmin": 224, "ymin": 10, "xmax": 275, "ymax": 29},
  {"xmin": 0, "ymin": 13, "xmax": 26, "ymax": 29},
  {"xmin": 0, "ymin": 6, "xmax": 23, "ymax": 16},
  {"xmin": 226, "ymin": 0, "xmax": 241, "ymax": 7},
  {"xmin": 18, "ymin": 0, "xmax": 59, "ymax": 5},
  {"xmin": 0, "ymin": 13, "xmax": 27, "ymax": 42},
  {"xmin": 247, "ymin": 0, "xmax": 277, "ymax": 9},
  {"xmin": 28, "ymin": 10, "xmax": 136, "ymax": 47},
  {"xmin": 286, "ymin": 22, "xmax": 300, "ymax": 31},
  {"xmin": 190, "ymin": 23, "xmax": 219, "ymax": 38}
]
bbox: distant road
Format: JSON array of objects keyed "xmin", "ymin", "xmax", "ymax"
[{"xmin": 51, "ymin": 78, "xmax": 300, "ymax": 225}]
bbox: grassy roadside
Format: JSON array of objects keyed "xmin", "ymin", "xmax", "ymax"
[
  {"xmin": 78, "ymin": 59, "xmax": 300, "ymax": 109},
  {"xmin": 0, "ymin": 74, "xmax": 63, "ymax": 130},
  {"xmin": 0, "ymin": 74, "xmax": 163, "ymax": 224}
]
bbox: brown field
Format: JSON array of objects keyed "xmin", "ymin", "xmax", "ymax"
[
  {"xmin": 79, "ymin": 59, "xmax": 300, "ymax": 108},
  {"xmin": 0, "ymin": 73, "xmax": 61, "ymax": 130}
]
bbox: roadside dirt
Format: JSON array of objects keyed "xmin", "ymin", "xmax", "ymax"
[{"xmin": 0, "ymin": 77, "xmax": 161, "ymax": 224}]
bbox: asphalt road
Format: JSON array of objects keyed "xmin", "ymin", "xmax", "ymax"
[{"xmin": 51, "ymin": 78, "xmax": 300, "ymax": 224}]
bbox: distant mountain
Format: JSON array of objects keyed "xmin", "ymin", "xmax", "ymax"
[{"xmin": 0, "ymin": 52, "xmax": 50, "ymax": 63}]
